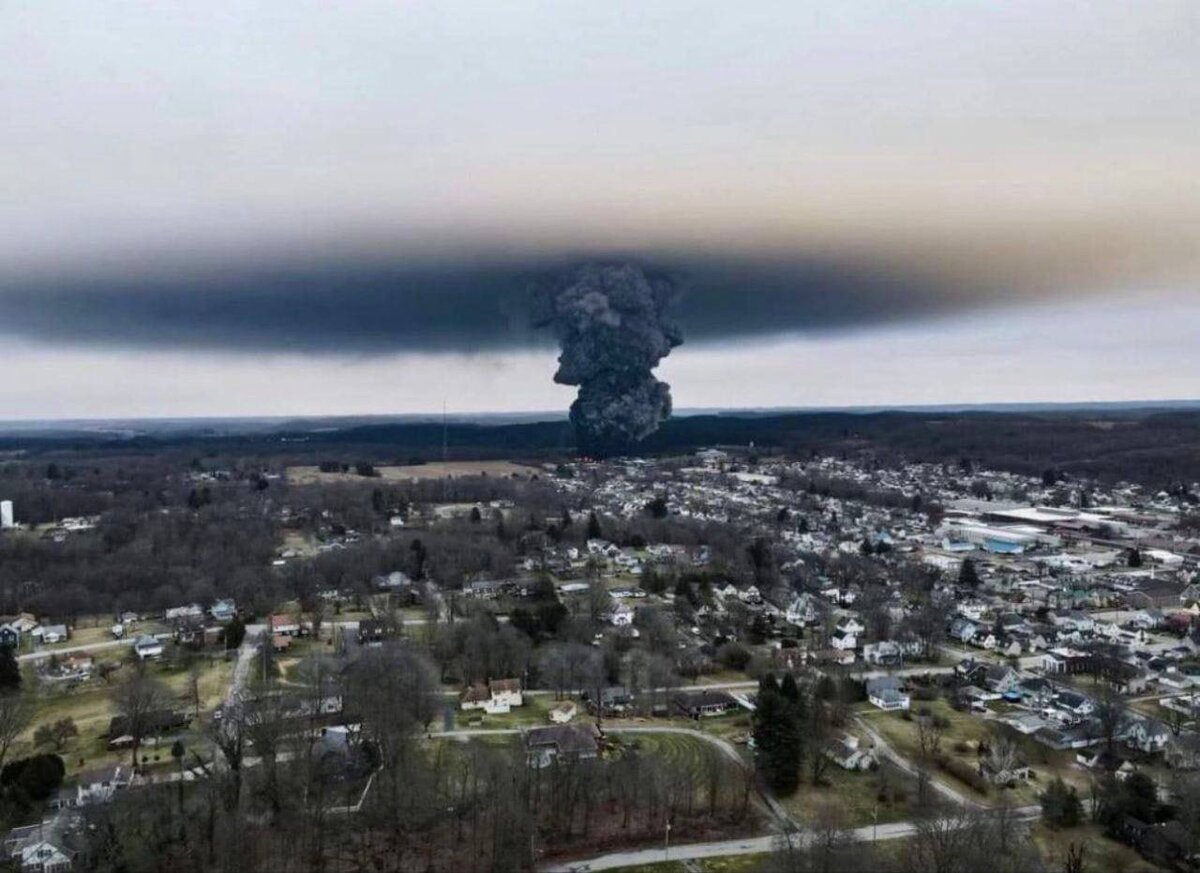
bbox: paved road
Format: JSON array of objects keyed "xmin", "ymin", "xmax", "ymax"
[
  {"xmin": 225, "ymin": 626, "xmax": 263, "ymax": 706},
  {"xmin": 540, "ymin": 807, "xmax": 1041, "ymax": 872},
  {"xmin": 17, "ymin": 637, "xmax": 141, "ymax": 662}
]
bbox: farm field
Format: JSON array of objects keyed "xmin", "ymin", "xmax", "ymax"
[{"xmin": 287, "ymin": 460, "xmax": 544, "ymax": 485}]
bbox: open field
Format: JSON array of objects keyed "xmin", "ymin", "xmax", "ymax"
[
  {"xmin": 1031, "ymin": 822, "xmax": 1165, "ymax": 873},
  {"xmin": 287, "ymin": 460, "xmax": 544, "ymax": 485},
  {"xmin": 18, "ymin": 651, "xmax": 236, "ymax": 778},
  {"xmin": 779, "ymin": 759, "xmax": 922, "ymax": 828}
]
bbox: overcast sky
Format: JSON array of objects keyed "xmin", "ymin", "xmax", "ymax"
[{"xmin": 2, "ymin": 1, "xmax": 1198, "ymax": 419}]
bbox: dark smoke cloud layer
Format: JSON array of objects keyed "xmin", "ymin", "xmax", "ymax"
[
  {"xmin": 0, "ymin": 252, "xmax": 953, "ymax": 355},
  {"xmin": 534, "ymin": 263, "xmax": 682, "ymax": 456}
]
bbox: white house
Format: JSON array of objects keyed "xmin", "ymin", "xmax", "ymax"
[
  {"xmin": 549, "ymin": 701, "xmax": 578, "ymax": 724},
  {"xmin": 164, "ymin": 604, "xmax": 203, "ymax": 623},
  {"xmin": 75, "ymin": 765, "xmax": 129, "ymax": 806},
  {"xmin": 609, "ymin": 604, "xmax": 635, "ymax": 627},
  {"xmin": 34, "ymin": 625, "xmax": 68, "ymax": 645},
  {"xmin": 830, "ymin": 628, "xmax": 857, "ymax": 651},
  {"xmin": 1126, "ymin": 718, "xmax": 1171, "ymax": 755},
  {"xmin": 824, "ymin": 734, "xmax": 876, "ymax": 771},
  {"xmin": 866, "ymin": 677, "xmax": 910, "ymax": 711},
  {"xmin": 785, "ymin": 594, "xmax": 818, "ymax": 626},
  {"xmin": 461, "ymin": 679, "xmax": 524, "ymax": 714},
  {"xmin": 133, "ymin": 635, "xmax": 164, "ymax": 660},
  {"xmin": 835, "ymin": 616, "xmax": 865, "ymax": 636}
]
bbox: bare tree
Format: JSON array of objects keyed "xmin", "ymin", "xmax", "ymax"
[
  {"xmin": 185, "ymin": 659, "xmax": 204, "ymax": 720},
  {"xmin": 0, "ymin": 692, "xmax": 33, "ymax": 771},
  {"xmin": 916, "ymin": 712, "xmax": 946, "ymax": 760},
  {"xmin": 114, "ymin": 673, "xmax": 170, "ymax": 770}
]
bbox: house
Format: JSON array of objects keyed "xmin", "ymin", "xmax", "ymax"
[
  {"xmin": 830, "ymin": 628, "xmax": 857, "ymax": 651},
  {"xmin": 983, "ymin": 665, "xmax": 1022, "ymax": 695},
  {"xmin": 835, "ymin": 616, "xmax": 865, "ymax": 636},
  {"xmin": 672, "ymin": 690, "xmax": 737, "ymax": 718},
  {"xmin": 824, "ymin": 734, "xmax": 876, "ymax": 771},
  {"xmin": 784, "ymin": 594, "xmax": 819, "ymax": 626},
  {"xmin": 271, "ymin": 634, "xmax": 291, "ymax": 654},
  {"xmin": 269, "ymin": 614, "xmax": 301, "ymax": 636},
  {"xmin": 132, "ymin": 635, "xmax": 164, "ymax": 660},
  {"xmin": 949, "ymin": 618, "xmax": 978, "ymax": 645},
  {"xmin": 51, "ymin": 656, "xmax": 93, "ymax": 681},
  {"xmin": 73, "ymin": 765, "xmax": 129, "ymax": 806},
  {"xmin": 1055, "ymin": 689, "xmax": 1095, "ymax": 719},
  {"xmin": 1127, "ymin": 608, "xmax": 1165, "ymax": 630},
  {"xmin": 357, "ymin": 618, "xmax": 400, "ymax": 645},
  {"xmin": 0, "ymin": 625, "xmax": 19, "ymax": 649},
  {"xmin": 462, "ymin": 579, "xmax": 503, "ymax": 599},
  {"xmin": 208, "ymin": 599, "xmax": 237, "ymax": 623},
  {"xmin": 374, "ymin": 570, "xmax": 414, "ymax": 592},
  {"xmin": 461, "ymin": 679, "xmax": 523, "ymax": 714},
  {"xmin": 1165, "ymin": 733, "xmax": 1200, "ymax": 770},
  {"xmin": 1017, "ymin": 677, "xmax": 1056, "ymax": 707},
  {"xmin": 107, "ymin": 710, "xmax": 190, "ymax": 749},
  {"xmin": 164, "ymin": 604, "xmax": 203, "ymax": 623},
  {"xmin": 609, "ymin": 604, "xmax": 635, "ymax": 627},
  {"xmin": 34, "ymin": 625, "xmax": 68, "ymax": 646},
  {"xmin": 3, "ymin": 614, "xmax": 39, "ymax": 635},
  {"xmin": 549, "ymin": 701, "xmax": 578, "ymax": 724},
  {"xmin": 173, "ymin": 616, "xmax": 207, "ymax": 648},
  {"xmin": 866, "ymin": 676, "xmax": 910, "ymax": 711},
  {"xmin": 862, "ymin": 640, "xmax": 903, "ymax": 667},
  {"xmin": 1125, "ymin": 718, "xmax": 1171, "ymax": 755},
  {"xmin": 3, "ymin": 821, "xmax": 75, "ymax": 873},
  {"xmin": 587, "ymin": 686, "xmax": 634, "ymax": 716},
  {"xmin": 523, "ymin": 723, "xmax": 601, "ymax": 768},
  {"xmin": 17, "ymin": 839, "xmax": 74, "ymax": 872}
]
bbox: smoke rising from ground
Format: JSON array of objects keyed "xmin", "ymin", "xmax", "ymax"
[{"xmin": 534, "ymin": 264, "xmax": 682, "ymax": 456}]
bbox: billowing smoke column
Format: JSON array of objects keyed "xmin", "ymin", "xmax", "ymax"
[{"xmin": 534, "ymin": 263, "xmax": 682, "ymax": 457}]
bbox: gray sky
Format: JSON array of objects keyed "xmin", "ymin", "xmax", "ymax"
[{"xmin": 2, "ymin": 1, "xmax": 1198, "ymax": 418}]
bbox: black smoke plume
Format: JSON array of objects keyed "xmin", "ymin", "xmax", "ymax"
[{"xmin": 534, "ymin": 263, "xmax": 682, "ymax": 457}]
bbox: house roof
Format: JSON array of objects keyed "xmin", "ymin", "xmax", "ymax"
[{"xmin": 524, "ymin": 723, "xmax": 600, "ymax": 756}]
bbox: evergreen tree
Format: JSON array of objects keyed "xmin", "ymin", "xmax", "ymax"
[
  {"xmin": 0, "ymin": 646, "xmax": 20, "ymax": 693},
  {"xmin": 223, "ymin": 617, "xmax": 246, "ymax": 651},
  {"xmin": 754, "ymin": 673, "xmax": 804, "ymax": 795},
  {"xmin": 1127, "ymin": 547, "xmax": 1143, "ymax": 568},
  {"xmin": 1041, "ymin": 777, "xmax": 1082, "ymax": 827},
  {"xmin": 959, "ymin": 558, "xmax": 980, "ymax": 588},
  {"xmin": 586, "ymin": 511, "xmax": 602, "ymax": 540}
]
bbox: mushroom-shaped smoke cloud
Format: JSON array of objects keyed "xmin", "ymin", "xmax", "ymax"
[{"xmin": 534, "ymin": 263, "xmax": 682, "ymax": 457}]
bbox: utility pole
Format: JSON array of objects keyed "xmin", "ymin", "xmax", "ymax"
[{"xmin": 664, "ymin": 818, "xmax": 671, "ymax": 860}]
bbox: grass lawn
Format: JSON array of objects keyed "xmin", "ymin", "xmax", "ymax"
[
  {"xmin": 453, "ymin": 696, "xmax": 559, "ymax": 729},
  {"xmin": 18, "ymin": 652, "xmax": 236, "ymax": 778},
  {"xmin": 1032, "ymin": 823, "xmax": 1164, "ymax": 873},
  {"xmin": 866, "ymin": 699, "xmax": 990, "ymax": 764},
  {"xmin": 697, "ymin": 856, "xmax": 770, "ymax": 873},
  {"xmin": 779, "ymin": 760, "xmax": 920, "ymax": 828},
  {"xmin": 864, "ymin": 699, "xmax": 1072, "ymax": 805}
]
